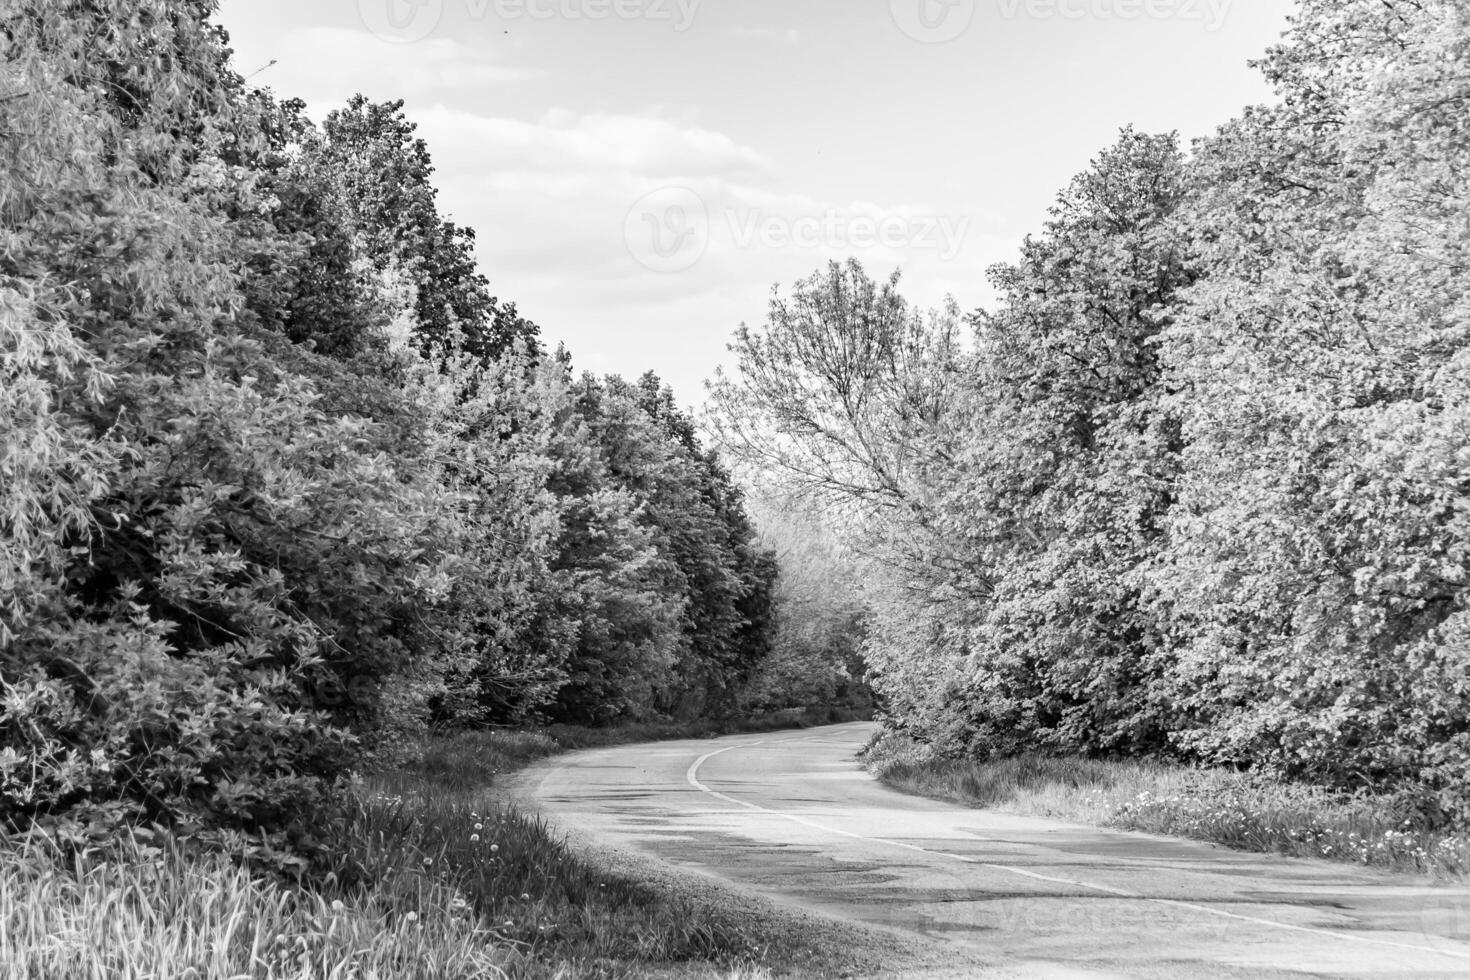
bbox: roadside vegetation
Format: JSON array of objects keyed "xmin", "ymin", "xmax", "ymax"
[
  {"xmin": 2, "ymin": 716, "xmax": 871, "ymax": 980},
  {"xmin": 2, "ymin": 4, "xmax": 870, "ymax": 977},
  {"xmin": 865, "ymin": 733, "xmax": 1470, "ymax": 879}
]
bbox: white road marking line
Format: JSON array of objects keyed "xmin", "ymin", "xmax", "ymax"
[{"xmin": 684, "ymin": 736, "xmax": 1470, "ymax": 962}]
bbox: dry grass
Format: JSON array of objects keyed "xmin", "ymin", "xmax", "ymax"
[{"xmin": 864, "ymin": 731, "xmax": 1470, "ymax": 879}]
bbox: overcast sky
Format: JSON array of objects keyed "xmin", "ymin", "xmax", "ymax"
[{"xmin": 217, "ymin": 0, "xmax": 1296, "ymax": 406}]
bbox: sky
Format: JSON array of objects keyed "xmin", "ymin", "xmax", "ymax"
[{"xmin": 216, "ymin": 0, "xmax": 1298, "ymax": 407}]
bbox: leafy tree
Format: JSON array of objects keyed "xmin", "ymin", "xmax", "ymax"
[
  {"xmin": 1152, "ymin": 0, "xmax": 1470, "ymax": 812},
  {"xmin": 740, "ymin": 493, "xmax": 870, "ymax": 715},
  {"xmin": 527, "ymin": 368, "xmax": 686, "ymax": 725},
  {"xmin": 708, "ymin": 261, "xmax": 970, "ymax": 738},
  {"xmin": 0, "ymin": 0, "xmax": 785, "ymax": 869},
  {"xmin": 235, "ymin": 94, "xmax": 385, "ymax": 360},
  {"xmin": 306, "ymin": 96, "xmax": 539, "ymax": 363},
  {"xmin": 633, "ymin": 374, "xmax": 777, "ymax": 717},
  {"xmin": 0, "ymin": 0, "xmax": 493, "ymax": 865},
  {"xmin": 939, "ymin": 129, "xmax": 1194, "ymax": 757},
  {"xmin": 708, "ymin": 261, "xmax": 964, "ymax": 520},
  {"xmin": 2, "ymin": 0, "xmax": 350, "ymax": 862},
  {"xmin": 521, "ymin": 367, "xmax": 779, "ymax": 726}
]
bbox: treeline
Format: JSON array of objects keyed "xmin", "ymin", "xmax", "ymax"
[
  {"xmin": 0, "ymin": 0, "xmax": 779, "ymax": 866},
  {"xmin": 712, "ymin": 0, "xmax": 1470, "ymax": 821}
]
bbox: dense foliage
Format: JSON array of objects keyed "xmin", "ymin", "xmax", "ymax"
[
  {"xmin": 738, "ymin": 493, "xmax": 869, "ymax": 716},
  {"xmin": 713, "ymin": 0, "xmax": 1470, "ymax": 821},
  {"xmin": 0, "ymin": 0, "xmax": 776, "ymax": 866}
]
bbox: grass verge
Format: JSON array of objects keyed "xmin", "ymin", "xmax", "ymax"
[
  {"xmin": 863, "ymin": 731, "xmax": 1470, "ymax": 879},
  {"xmin": 1, "ymin": 712, "xmax": 870, "ymax": 979}
]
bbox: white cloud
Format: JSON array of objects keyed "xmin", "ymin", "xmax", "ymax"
[
  {"xmin": 276, "ymin": 96, "xmax": 987, "ymax": 398},
  {"xmin": 271, "ymin": 28, "xmax": 536, "ymax": 101},
  {"xmin": 413, "ymin": 105, "xmax": 771, "ymax": 179}
]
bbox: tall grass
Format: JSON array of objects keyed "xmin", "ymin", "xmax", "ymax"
[
  {"xmin": 864, "ymin": 732, "xmax": 1470, "ymax": 878},
  {"xmin": 0, "ymin": 726, "xmax": 796, "ymax": 979},
  {"xmin": 0, "ymin": 834, "xmax": 510, "ymax": 979}
]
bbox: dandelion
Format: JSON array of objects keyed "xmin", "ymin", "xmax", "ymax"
[
  {"xmin": 331, "ymin": 900, "xmax": 344, "ymax": 912},
  {"xmin": 470, "ymin": 834, "xmax": 480, "ymax": 842},
  {"xmin": 405, "ymin": 911, "xmax": 418, "ymax": 923},
  {"xmin": 490, "ymin": 844, "xmax": 499, "ymax": 853},
  {"xmin": 474, "ymin": 823, "xmax": 483, "ymax": 830},
  {"xmin": 423, "ymin": 857, "xmax": 433, "ymax": 866},
  {"xmin": 520, "ymin": 893, "xmax": 530, "ymax": 902}
]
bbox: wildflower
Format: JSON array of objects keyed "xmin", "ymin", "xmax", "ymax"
[
  {"xmin": 490, "ymin": 844, "xmax": 499, "ymax": 853},
  {"xmin": 470, "ymin": 834, "xmax": 480, "ymax": 842},
  {"xmin": 520, "ymin": 893, "xmax": 530, "ymax": 902},
  {"xmin": 405, "ymin": 911, "xmax": 418, "ymax": 923},
  {"xmin": 331, "ymin": 900, "xmax": 344, "ymax": 912},
  {"xmin": 423, "ymin": 857, "xmax": 433, "ymax": 866},
  {"xmin": 475, "ymin": 823, "xmax": 484, "ymax": 831}
]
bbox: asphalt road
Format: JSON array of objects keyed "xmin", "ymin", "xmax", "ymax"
[{"xmin": 522, "ymin": 722, "xmax": 1470, "ymax": 979}]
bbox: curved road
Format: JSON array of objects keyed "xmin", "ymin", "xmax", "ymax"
[{"xmin": 522, "ymin": 722, "xmax": 1470, "ymax": 979}]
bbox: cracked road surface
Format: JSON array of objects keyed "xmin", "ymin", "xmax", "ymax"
[{"xmin": 521, "ymin": 722, "xmax": 1470, "ymax": 979}]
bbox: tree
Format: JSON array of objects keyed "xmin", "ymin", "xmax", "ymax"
[
  {"xmin": 938, "ymin": 129, "xmax": 1194, "ymax": 756},
  {"xmin": 1153, "ymin": 0, "xmax": 1470, "ymax": 812},
  {"xmin": 0, "ymin": 0, "xmax": 493, "ymax": 866},
  {"xmin": 306, "ymin": 96, "xmax": 540, "ymax": 363},
  {"xmin": 708, "ymin": 261, "xmax": 964, "ymax": 521},
  {"xmin": 708, "ymin": 260, "xmax": 968, "ymax": 738},
  {"xmin": 527, "ymin": 368, "xmax": 687, "ymax": 725},
  {"xmin": 740, "ymin": 492, "xmax": 870, "ymax": 715}
]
